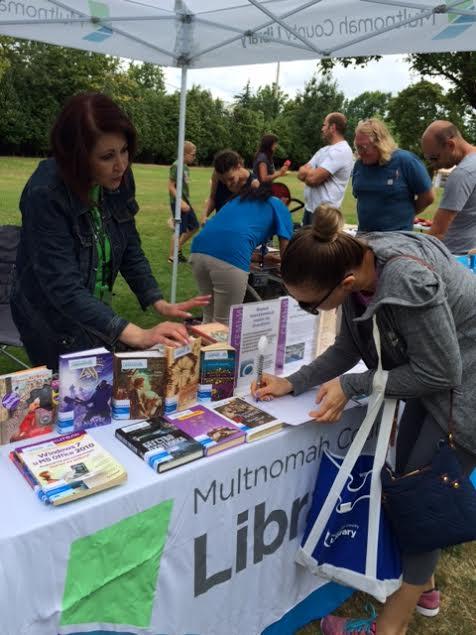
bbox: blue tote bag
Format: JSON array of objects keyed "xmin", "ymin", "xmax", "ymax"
[{"xmin": 296, "ymin": 317, "xmax": 402, "ymax": 602}]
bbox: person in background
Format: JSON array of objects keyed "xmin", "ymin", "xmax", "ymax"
[
  {"xmin": 298, "ymin": 112, "xmax": 354, "ymax": 226},
  {"xmin": 168, "ymin": 140, "xmax": 200, "ymax": 263},
  {"xmin": 353, "ymin": 118, "xmax": 434, "ymax": 231},
  {"xmin": 251, "ymin": 204, "xmax": 476, "ymax": 635},
  {"xmin": 201, "ymin": 150, "xmax": 258, "ymax": 224},
  {"xmin": 190, "ymin": 182, "xmax": 293, "ymax": 325},
  {"xmin": 253, "ymin": 133, "xmax": 289, "ymax": 183},
  {"xmin": 11, "ymin": 92, "xmax": 208, "ymax": 371},
  {"xmin": 422, "ymin": 120, "xmax": 476, "ymax": 254}
]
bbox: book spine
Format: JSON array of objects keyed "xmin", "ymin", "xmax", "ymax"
[
  {"xmin": 111, "ymin": 398, "xmax": 131, "ymax": 420},
  {"xmin": 114, "ymin": 429, "xmax": 145, "ymax": 458},
  {"xmin": 9, "ymin": 451, "xmax": 38, "ymax": 490}
]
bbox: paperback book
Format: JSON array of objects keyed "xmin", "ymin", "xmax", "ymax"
[
  {"xmin": 115, "ymin": 418, "xmax": 203, "ymax": 472},
  {"xmin": 57, "ymin": 348, "xmax": 113, "ymax": 433},
  {"xmin": 10, "ymin": 430, "xmax": 126, "ymax": 506},
  {"xmin": 164, "ymin": 338, "xmax": 201, "ymax": 414},
  {"xmin": 198, "ymin": 343, "xmax": 236, "ymax": 402},
  {"xmin": 164, "ymin": 404, "xmax": 245, "ymax": 455},
  {"xmin": 112, "ymin": 350, "xmax": 167, "ymax": 420},
  {"xmin": 214, "ymin": 397, "xmax": 283, "ymax": 442},
  {"xmin": 0, "ymin": 366, "xmax": 54, "ymax": 445},
  {"xmin": 186, "ymin": 321, "xmax": 229, "ymax": 345}
]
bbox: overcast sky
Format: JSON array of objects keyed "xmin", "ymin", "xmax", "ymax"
[{"xmin": 163, "ymin": 55, "xmax": 421, "ymax": 102}]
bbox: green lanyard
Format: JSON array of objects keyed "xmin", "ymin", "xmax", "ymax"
[{"xmin": 89, "ymin": 185, "xmax": 112, "ymax": 305}]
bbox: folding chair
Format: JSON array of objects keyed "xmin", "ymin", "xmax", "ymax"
[{"xmin": 0, "ymin": 225, "xmax": 29, "ymax": 369}]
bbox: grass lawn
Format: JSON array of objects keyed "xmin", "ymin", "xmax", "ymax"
[{"xmin": 1, "ymin": 157, "xmax": 474, "ymax": 634}]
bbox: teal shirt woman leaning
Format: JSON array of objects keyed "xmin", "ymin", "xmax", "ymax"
[{"xmin": 190, "ymin": 158, "xmax": 293, "ymax": 325}]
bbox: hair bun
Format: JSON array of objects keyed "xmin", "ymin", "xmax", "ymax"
[{"xmin": 311, "ymin": 203, "xmax": 344, "ymax": 242}]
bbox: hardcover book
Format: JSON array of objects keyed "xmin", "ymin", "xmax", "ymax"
[
  {"xmin": 57, "ymin": 348, "xmax": 113, "ymax": 433},
  {"xmin": 198, "ymin": 343, "xmax": 236, "ymax": 402},
  {"xmin": 164, "ymin": 338, "xmax": 201, "ymax": 414},
  {"xmin": 164, "ymin": 404, "xmax": 245, "ymax": 455},
  {"xmin": 214, "ymin": 397, "xmax": 283, "ymax": 442},
  {"xmin": 186, "ymin": 321, "xmax": 229, "ymax": 344},
  {"xmin": 0, "ymin": 366, "xmax": 54, "ymax": 445},
  {"xmin": 112, "ymin": 350, "xmax": 167, "ymax": 420},
  {"xmin": 115, "ymin": 417, "xmax": 203, "ymax": 472},
  {"xmin": 10, "ymin": 430, "xmax": 126, "ymax": 506}
]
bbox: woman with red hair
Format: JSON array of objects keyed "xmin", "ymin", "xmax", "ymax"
[{"xmin": 11, "ymin": 92, "xmax": 208, "ymax": 370}]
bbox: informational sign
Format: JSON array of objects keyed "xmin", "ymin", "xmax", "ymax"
[{"xmin": 229, "ymin": 298, "xmax": 319, "ymax": 394}]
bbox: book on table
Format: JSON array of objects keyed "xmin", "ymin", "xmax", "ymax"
[
  {"xmin": 57, "ymin": 347, "xmax": 113, "ymax": 433},
  {"xmin": 0, "ymin": 366, "xmax": 55, "ymax": 445},
  {"xmin": 112, "ymin": 349, "xmax": 167, "ymax": 420},
  {"xmin": 9, "ymin": 430, "xmax": 126, "ymax": 506},
  {"xmin": 163, "ymin": 404, "xmax": 245, "ymax": 456},
  {"xmin": 186, "ymin": 321, "xmax": 229, "ymax": 345},
  {"xmin": 213, "ymin": 397, "xmax": 283, "ymax": 442},
  {"xmin": 198, "ymin": 342, "xmax": 237, "ymax": 402},
  {"xmin": 163, "ymin": 338, "xmax": 201, "ymax": 414},
  {"xmin": 115, "ymin": 417, "xmax": 204, "ymax": 473}
]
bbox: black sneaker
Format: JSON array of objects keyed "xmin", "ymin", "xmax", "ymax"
[{"xmin": 178, "ymin": 250, "xmax": 188, "ymax": 263}]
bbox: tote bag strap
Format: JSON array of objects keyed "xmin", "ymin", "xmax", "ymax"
[{"xmin": 301, "ymin": 316, "xmax": 396, "ymax": 562}]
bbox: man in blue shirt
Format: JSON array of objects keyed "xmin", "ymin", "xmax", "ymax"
[{"xmin": 352, "ymin": 119, "xmax": 434, "ymax": 232}]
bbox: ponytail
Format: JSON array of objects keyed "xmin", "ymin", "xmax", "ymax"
[{"xmin": 281, "ymin": 204, "xmax": 366, "ymax": 290}]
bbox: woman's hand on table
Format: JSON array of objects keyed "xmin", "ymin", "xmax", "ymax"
[
  {"xmin": 154, "ymin": 296, "xmax": 211, "ymax": 320},
  {"xmin": 120, "ymin": 322, "xmax": 190, "ymax": 349},
  {"xmin": 251, "ymin": 373, "xmax": 293, "ymax": 401},
  {"xmin": 310, "ymin": 378, "xmax": 349, "ymax": 423}
]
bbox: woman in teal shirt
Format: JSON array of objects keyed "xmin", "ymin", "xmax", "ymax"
[{"xmin": 190, "ymin": 181, "xmax": 293, "ymax": 324}]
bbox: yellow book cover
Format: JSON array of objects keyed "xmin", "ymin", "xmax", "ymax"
[{"xmin": 11, "ymin": 430, "xmax": 126, "ymax": 505}]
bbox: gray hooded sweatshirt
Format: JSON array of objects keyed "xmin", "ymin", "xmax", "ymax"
[{"xmin": 287, "ymin": 231, "xmax": 476, "ymax": 455}]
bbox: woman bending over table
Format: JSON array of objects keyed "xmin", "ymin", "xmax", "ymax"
[
  {"xmin": 252, "ymin": 203, "xmax": 476, "ymax": 635},
  {"xmin": 190, "ymin": 179, "xmax": 293, "ymax": 325},
  {"xmin": 11, "ymin": 92, "xmax": 208, "ymax": 371}
]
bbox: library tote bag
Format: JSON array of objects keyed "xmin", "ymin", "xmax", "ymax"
[{"xmin": 295, "ymin": 317, "xmax": 402, "ymax": 603}]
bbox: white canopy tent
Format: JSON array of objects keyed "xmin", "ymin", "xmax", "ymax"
[{"xmin": 1, "ymin": 0, "xmax": 475, "ymax": 299}]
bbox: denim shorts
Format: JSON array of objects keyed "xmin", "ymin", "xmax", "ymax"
[{"xmin": 170, "ymin": 204, "xmax": 200, "ymax": 234}]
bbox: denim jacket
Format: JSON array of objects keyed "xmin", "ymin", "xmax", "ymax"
[{"xmin": 11, "ymin": 158, "xmax": 163, "ymax": 369}]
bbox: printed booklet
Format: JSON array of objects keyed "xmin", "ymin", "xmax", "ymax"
[
  {"xmin": 115, "ymin": 418, "xmax": 204, "ymax": 473},
  {"xmin": 164, "ymin": 404, "xmax": 245, "ymax": 456},
  {"xmin": 10, "ymin": 430, "xmax": 126, "ymax": 506}
]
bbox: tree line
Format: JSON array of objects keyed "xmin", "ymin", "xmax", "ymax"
[{"xmin": 0, "ymin": 38, "xmax": 474, "ymax": 170}]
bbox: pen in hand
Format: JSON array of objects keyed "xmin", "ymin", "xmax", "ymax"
[{"xmin": 255, "ymin": 335, "xmax": 268, "ymax": 402}]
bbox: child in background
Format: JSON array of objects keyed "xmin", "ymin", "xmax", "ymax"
[{"xmin": 168, "ymin": 141, "xmax": 200, "ymax": 263}]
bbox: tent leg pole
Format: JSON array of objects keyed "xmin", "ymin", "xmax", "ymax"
[{"xmin": 171, "ymin": 65, "xmax": 188, "ymax": 304}]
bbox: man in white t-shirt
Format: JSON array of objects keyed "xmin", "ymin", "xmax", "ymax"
[{"xmin": 298, "ymin": 112, "xmax": 354, "ymax": 226}]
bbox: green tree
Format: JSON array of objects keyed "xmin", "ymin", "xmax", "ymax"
[
  {"xmin": 127, "ymin": 61, "xmax": 165, "ymax": 93},
  {"xmin": 388, "ymin": 80, "xmax": 465, "ymax": 157},
  {"xmin": 343, "ymin": 90, "xmax": 392, "ymax": 142},
  {"xmin": 280, "ymin": 76, "xmax": 346, "ymax": 166}
]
